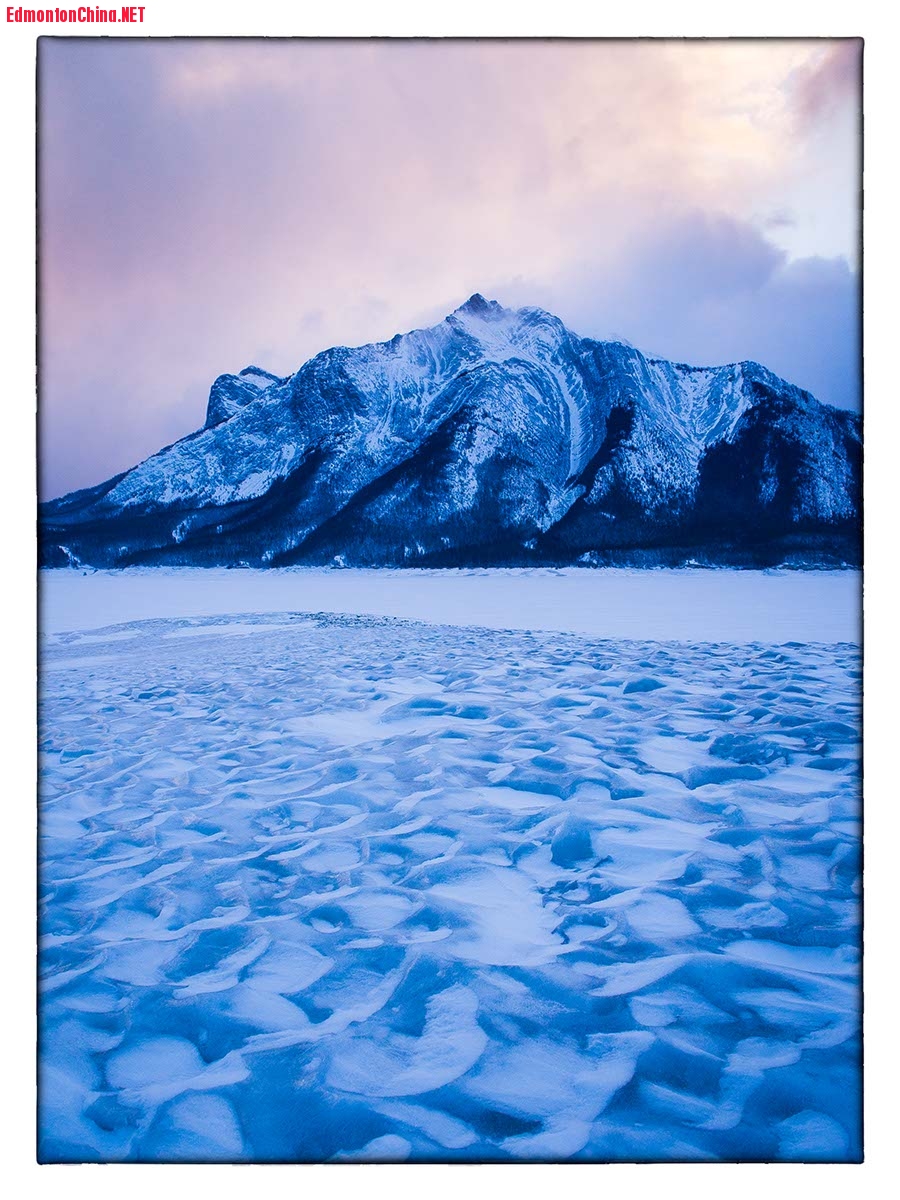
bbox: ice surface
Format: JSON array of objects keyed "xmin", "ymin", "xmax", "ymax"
[
  {"xmin": 38, "ymin": 600, "xmax": 860, "ymax": 1162},
  {"xmin": 40, "ymin": 566, "xmax": 860, "ymax": 643}
]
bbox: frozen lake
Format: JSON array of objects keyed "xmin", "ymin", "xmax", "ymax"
[
  {"xmin": 39, "ymin": 613, "xmax": 862, "ymax": 1163},
  {"xmin": 40, "ymin": 566, "xmax": 861, "ymax": 643},
  {"xmin": 37, "ymin": 568, "xmax": 862, "ymax": 1162}
]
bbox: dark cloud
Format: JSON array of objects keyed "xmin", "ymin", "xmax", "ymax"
[
  {"xmin": 493, "ymin": 213, "xmax": 860, "ymax": 412},
  {"xmin": 790, "ymin": 40, "xmax": 862, "ymax": 128}
]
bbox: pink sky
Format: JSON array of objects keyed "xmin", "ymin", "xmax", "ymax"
[{"xmin": 38, "ymin": 38, "xmax": 860, "ymax": 499}]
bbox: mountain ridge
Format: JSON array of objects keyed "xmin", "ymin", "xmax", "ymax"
[{"xmin": 40, "ymin": 295, "xmax": 861, "ymax": 569}]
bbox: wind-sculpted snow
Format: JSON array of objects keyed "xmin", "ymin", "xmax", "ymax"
[
  {"xmin": 39, "ymin": 613, "xmax": 860, "ymax": 1162},
  {"xmin": 39, "ymin": 295, "xmax": 861, "ymax": 568}
]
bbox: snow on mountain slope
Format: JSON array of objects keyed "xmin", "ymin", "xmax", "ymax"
[{"xmin": 39, "ymin": 295, "xmax": 861, "ymax": 568}]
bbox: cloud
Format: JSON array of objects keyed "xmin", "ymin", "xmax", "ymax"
[
  {"xmin": 789, "ymin": 40, "xmax": 862, "ymax": 127},
  {"xmin": 505, "ymin": 213, "xmax": 860, "ymax": 412}
]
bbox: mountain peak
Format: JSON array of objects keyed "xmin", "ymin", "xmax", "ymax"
[
  {"xmin": 238, "ymin": 365, "xmax": 282, "ymax": 382},
  {"xmin": 453, "ymin": 293, "xmax": 502, "ymax": 319}
]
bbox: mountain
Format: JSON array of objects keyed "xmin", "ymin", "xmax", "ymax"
[{"xmin": 39, "ymin": 295, "xmax": 861, "ymax": 569}]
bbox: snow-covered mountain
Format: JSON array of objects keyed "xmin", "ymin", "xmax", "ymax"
[{"xmin": 40, "ymin": 295, "xmax": 861, "ymax": 568}]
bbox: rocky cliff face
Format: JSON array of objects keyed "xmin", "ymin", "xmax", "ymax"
[{"xmin": 40, "ymin": 295, "xmax": 861, "ymax": 568}]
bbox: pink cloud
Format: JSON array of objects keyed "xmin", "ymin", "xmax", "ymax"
[{"xmin": 790, "ymin": 40, "xmax": 862, "ymax": 126}]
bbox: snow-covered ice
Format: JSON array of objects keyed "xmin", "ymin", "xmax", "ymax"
[
  {"xmin": 40, "ymin": 566, "xmax": 860, "ymax": 643},
  {"xmin": 38, "ymin": 571, "xmax": 861, "ymax": 1162}
]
